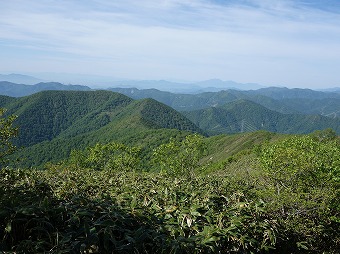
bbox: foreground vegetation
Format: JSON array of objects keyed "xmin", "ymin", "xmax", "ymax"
[{"xmin": 1, "ymin": 129, "xmax": 339, "ymax": 253}]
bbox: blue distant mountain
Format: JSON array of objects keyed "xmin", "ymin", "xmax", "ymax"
[
  {"xmin": 0, "ymin": 81, "xmax": 90, "ymax": 97},
  {"xmin": 0, "ymin": 73, "xmax": 43, "ymax": 85}
]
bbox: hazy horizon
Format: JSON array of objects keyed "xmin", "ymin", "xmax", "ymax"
[
  {"xmin": 1, "ymin": 71, "xmax": 340, "ymax": 91},
  {"xmin": 1, "ymin": 0, "xmax": 340, "ymax": 89}
]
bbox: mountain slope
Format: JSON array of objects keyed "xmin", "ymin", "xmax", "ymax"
[
  {"xmin": 4, "ymin": 90, "xmax": 202, "ymax": 167},
  {"xmin": 278, "ymin": 98, "xmax": 340, "ymax": 117},
  {"xmin": 137, "ymin": 98, "xmax": 203, "ymax": 132},
  {"xmin": 0, "ymin": 95, "xmax": 16, "ymax": 107},
  {"xmin": 183, "ymin": 100, "xmax": 340, "ymax": 135},
  {"xmin": 5, "ymin": 90, "xmax": 133, "ymax": 147}
]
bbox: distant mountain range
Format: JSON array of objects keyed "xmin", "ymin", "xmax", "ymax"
[
  {"xmin": 2, "ymin": 80, "xmax": 339, "ymax": 118},
  {"xmin": 0, "ymin": 73, "xmax": 264, "ymax": 93},
  {"xmin": 106, "ymin": 79, "xmax": 265, "ymax": 93},
  {"xmin": 0, "ymin": 81, "xmax": 91, "ymax": 97},
  {"xmin": 108, "ymin": 87, "xmax": 340, "ymax": 117},
  {"xmin": 0, "ymin": 73, "xmax": 43, "ymax": 85}
]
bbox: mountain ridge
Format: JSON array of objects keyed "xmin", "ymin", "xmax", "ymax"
[{"xmin": 183, "ymin": 99, "xmax": 340, "ymax": 135}]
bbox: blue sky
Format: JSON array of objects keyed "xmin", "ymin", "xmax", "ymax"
[{"xmin": 1, "ymin": 0, "xmax": 340, "ymax": 88}]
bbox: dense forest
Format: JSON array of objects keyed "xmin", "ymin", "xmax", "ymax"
[
  {"xmin": 0, "ymin": 88, "xmax": 339, "ymax": 253},
  {"xmin": 183, "ymin": 100, "xmax": 340, "ymax": 135}
]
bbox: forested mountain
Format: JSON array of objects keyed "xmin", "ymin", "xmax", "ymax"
[
  {"xmin": 0, "ymin": 86, "xmax": 339, "ymax": 166},
  {"xmin": 0, "ymin": 95, "xmax": 16, "ymax": 107},
  {"xmin": 183, "ymin": 100, "xmax": 340, "ymax": 135},
  {"xmin": 2, "ymin": 81, "xmax": 340, "ymax": 118},
  {"xmin": 108, "ymin": 87, "xmax": 340, "ymax": 117},
  {"xmin": 2, "ymin": 90, "xmax": 201, "ymax": 167},
  {"xmin": 276, "ymin": 98, "xmax": 340, "ymax": 117},
  {"xmin": 0, "ymin": 81, "xmax": 90, "ymax": 97},
  {"xmin": 4, "ymin": 90, "xmax": 133, "ymax": 147}
]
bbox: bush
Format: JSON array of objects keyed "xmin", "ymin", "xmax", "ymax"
[{"xmin": 258, "ymin": 135, "xmax": 340, "ymax": 252}]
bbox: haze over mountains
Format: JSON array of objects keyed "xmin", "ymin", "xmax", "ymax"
[{"xmin": 0, "ymin": 73, "xmax": 268, "ymax": 93}]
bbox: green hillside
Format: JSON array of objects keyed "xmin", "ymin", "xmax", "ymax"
[
  {"xmin": 0, "ymin": 95, "xmax": 16, "ymax": 108},
  {"xmin": 3, "ymin": 90, "xmax": 201, "ymax": 167},
  {"xmin": 279, "ymin": 97, "xmax": 340, "ymax": 117},
  {"xmin": 183, "ymin": 100, "xmax": 340, "ymax": 135},
  {"xmin": 137, "ymin": 98, "xmax": 202, "ymax": 132},
  {"xmin": 5, "ymin": 90, "xmax": 133, "ymax": 147}
]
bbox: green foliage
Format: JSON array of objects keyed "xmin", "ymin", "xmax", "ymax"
[
  {"xmin": 260, "ymin": 135, "xmax": 339, "ymax": 189},
  {"xmin": 258, "ymin": 135, "xmax": 340, "ymax": 251},
  {"xmin": 1, "ymin": 130, "xmax": 339, "ymax": 252},
  {"xmin": 68, "ymin": 142, "xmax": 142, "ymax": 171},
  {"xmin": 0, "ymin": 108, "xmax": 18, "ymax": 165},
  {"xmin": 310, "ymin": 128, "xmax": 337, "ymax": 142},
  {"xmin": 152, "ymin": 134, "xmax": 206, "ymax": 175},
  {"xmin": 0, "ymin": 166, "xmax": 278, "ymax": 253}
]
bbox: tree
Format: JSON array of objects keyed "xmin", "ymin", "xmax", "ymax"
[
  {"xmin": 68, "ymin": 142, "xmax": 141, "ymax": 171},
  {"xmin": 0, "ymin": 108, "xmax": 18, "ymax": 166},
  {"xmin": 258, "ymin": 135, "xmax": 340, "ymax": 250},
  {"xmin": 260, "ymin": 135, "xmax": 339, "ymax": 192},
  {"xmin": 152, "ymin": 134, "xmax": 206, "ymax": 175},
  {"xmin": 310, "ymin": 128, "xmax": 337, "ymax": 142}
]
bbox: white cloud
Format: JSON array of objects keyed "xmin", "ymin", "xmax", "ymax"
[{"xmin": 1, "ymin": 0, "xmax": 340, "ymax": 87}]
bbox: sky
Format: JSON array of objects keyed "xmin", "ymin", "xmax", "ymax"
[{"xmin": 1, "ymin": 0, "xmax": 340, "ymax": 88}]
